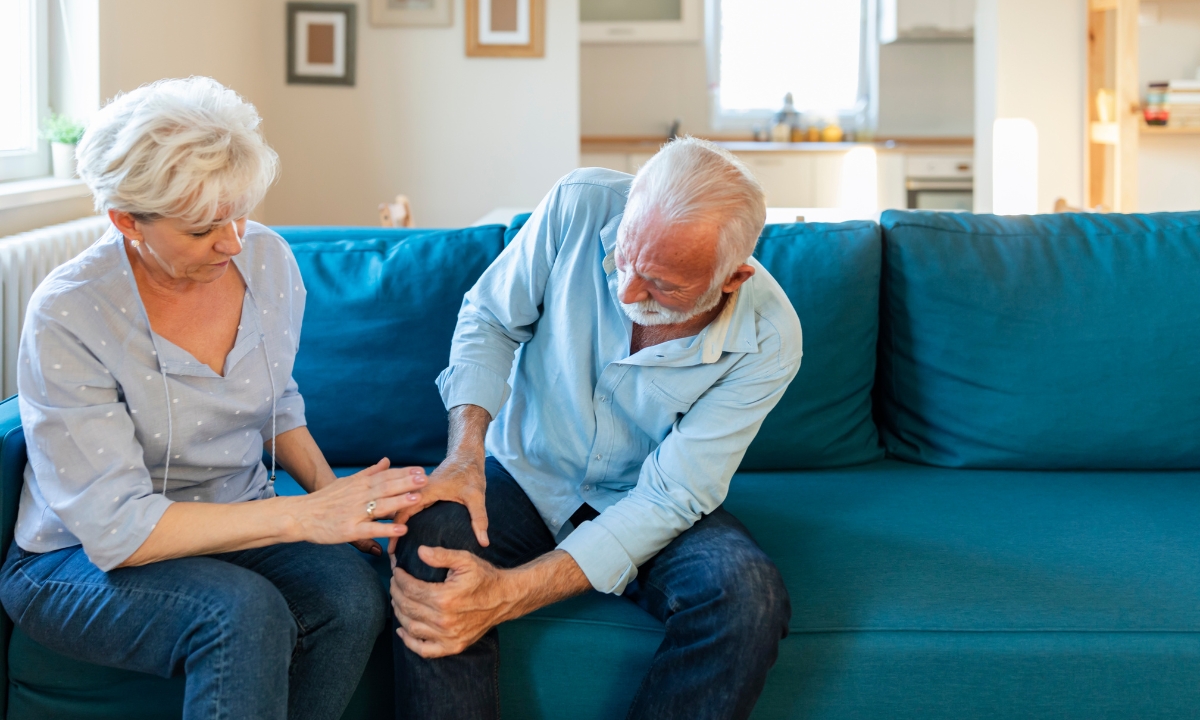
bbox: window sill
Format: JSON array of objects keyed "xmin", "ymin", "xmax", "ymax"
[{"xmin": 0, "ymin": 177, "xmax": 90, "ymax": 212}]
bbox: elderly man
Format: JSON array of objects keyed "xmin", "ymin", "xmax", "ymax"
[{"xmin": 389, "ymin": 137, "xmax": 803, "ymax": 720}]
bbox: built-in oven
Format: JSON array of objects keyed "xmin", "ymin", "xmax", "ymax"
[{"xmin": 905, "ymin": 155, "xmax": 974, "ymax": 211}]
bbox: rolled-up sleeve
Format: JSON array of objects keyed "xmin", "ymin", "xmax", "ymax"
[
  {"xmin": 558, "ymin": 355, "xmax": 801, "ymax": 594},
  {"xmin": 435, "ymin": 184, "xmax": 564, "ymax": 419},
  {"xmin": 18, "ymin": 311, "xmax": 172, "ymax": 571}
]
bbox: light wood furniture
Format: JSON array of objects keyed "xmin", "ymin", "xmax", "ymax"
[
  {"xmin": 1142, "ymin": 123, "xmax": 1200, "ymax": 136},
  {"xmin": 1085, "ymin": 0, "xmax": 1139, "ymax": 211}
]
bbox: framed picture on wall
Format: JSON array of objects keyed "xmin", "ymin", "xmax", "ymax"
[
  {"xmin": 369, "ymin": 0, "xmax": 452, "ymax": 27},
  {"xmin": 466, "ymin": 0, "xmax": 544, "ymax": 58},
  {"xmin": 287, "ymin": 2, "xmax": 357, "ymax": 86}
]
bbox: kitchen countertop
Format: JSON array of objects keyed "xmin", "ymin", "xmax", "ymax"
[{"xmin": 582, "ymin": 136, "xmax": 974, "ymax": 154}]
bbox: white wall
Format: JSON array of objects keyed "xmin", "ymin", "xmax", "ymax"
[
  {"xmin": 93, "ymin": 0, "xmax": 579, "ymax": 228},
  {"xmin": 261, "ymin": 0, "xmax": 580, "ymax": 227},
  {"xmin": 974, "ymin": 0, "xmax": 1085, "ymax": 213}
]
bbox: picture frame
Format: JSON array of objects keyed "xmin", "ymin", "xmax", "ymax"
[
  {"xmin": 369, "ymin": 0, "xmax": 452, "ymax": 28},
  {"xmin": 466, "ymin": 0, "xmax": 544, "ymax": 58},
  {"xmin": 286, "ymin": 2, "xmax": 357, "ymax": 86}
]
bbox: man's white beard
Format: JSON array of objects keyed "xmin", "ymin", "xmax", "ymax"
[{"xmin": 619, "ymin": 272, "xmax": 726, "ymax": 327}]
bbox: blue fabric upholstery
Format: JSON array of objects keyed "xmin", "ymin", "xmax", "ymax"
[
  {"xmin": 503, "ymin": 214, "xmax": 532, "ymax": 246},
  {"xmin": 13, "ymin": 459, "xmax": 1200, "ymax": 719},
  {"xmin": 279, "ymin": 226, "xmax": 505, "ymax": 467},
  {"xmin": 878, "ymin": 210, "xmax": 1200, "ymax": 469},
  {"xmin": 742, "ymin": 222, "xmax": 883, "ymax": 468},
  {"xmin": 5, "ymin": 212, "xmax": 1200, "ymax": 719}
]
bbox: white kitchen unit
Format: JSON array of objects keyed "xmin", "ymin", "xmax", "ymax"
[
  {"xmin": 880, "ymin": 0, "xmax": 975, "ymax": 42},
  {"xmin": 582, "ymin": 146, "xmax": 917, "ymax": 212}
]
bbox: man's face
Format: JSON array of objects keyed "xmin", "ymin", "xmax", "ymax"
[{"xmin": 615, "ymin": 217, "xmax": 725, "ymax": 327}]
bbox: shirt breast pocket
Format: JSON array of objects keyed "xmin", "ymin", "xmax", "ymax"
[{"xmin": 647, "ymin": 379, "xmax": 696, "ymax": 417}]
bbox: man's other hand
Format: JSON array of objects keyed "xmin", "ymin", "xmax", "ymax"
[
  {"xmin": 391, "ymin": 545, "xmax": 512, "ymax": 658},
  {"xmin": 388, "ymin": 457, "xmax": 489, "ymax": 557}
]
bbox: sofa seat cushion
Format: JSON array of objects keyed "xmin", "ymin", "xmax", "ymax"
[
  {"xmin": 502, "ymin": 459, "xmax": 1200, "ymax": 718},
  {"xmin": 275, "ymin": 226, "xmax": 505, "ymax": 468},
  {"xmin": 724, "ymin": 460, "xmax": 1200, "ymax": 633},
  {"xmin": 12, "ymin": 462, "xmax": 1200, "ymax": 719},
  {"xmin": 878, "ymin": 209, "xmax": 1200, "ymax": 469}
]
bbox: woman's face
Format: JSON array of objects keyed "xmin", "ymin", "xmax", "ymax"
[{"xmin": 111, "ymin": 210, "xmax": 247, "ymax": 284}]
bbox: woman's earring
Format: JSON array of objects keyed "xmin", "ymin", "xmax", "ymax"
[{"xmin": 130, "ymin": 239, "xmax": 140, "ymax": 249}]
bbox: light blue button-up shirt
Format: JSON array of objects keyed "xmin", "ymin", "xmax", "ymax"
[
  {"xmin": 436, "ymin": 168, "xmax": 802, "ymax": 594},
  {"xmin": 16, "ymin": 222, "xmax": 306, "ymax": 571}
]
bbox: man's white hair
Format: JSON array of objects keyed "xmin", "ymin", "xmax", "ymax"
[
  {"xmin": 78, "ymin": 76, "xmax": 278, "ymax": 228},
  {"xmin": 623, "ymin": 136, "xmax": 766, "ymax": 281}
]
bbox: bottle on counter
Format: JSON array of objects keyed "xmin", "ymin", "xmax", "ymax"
[{"xmin": 772, "ymin": 92, "xmax": 801, "ymax": 143}]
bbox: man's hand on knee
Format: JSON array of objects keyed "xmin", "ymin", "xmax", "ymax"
[
  {"xmin": 391, "ymin": 545, "xmax": 513, "ymax": 658},
  {"xmin": 390, "ymin": 547, "xmax": 592, "ymax": 659},
  {"xmin": 388, "ymin": 406, "xmax": 491, "ymax": 559},
  {"xmin": 388, "ymin": 457, "xmax": 489, "ymax": 561}
]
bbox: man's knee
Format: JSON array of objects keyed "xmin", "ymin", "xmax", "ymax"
[
  {"xmin": 704, "ymin": 549, "xmax": 791, "ymax": 644},
  {"xmin": 393, "ymin": 501, "xmax": 479, "ymax": 583}
]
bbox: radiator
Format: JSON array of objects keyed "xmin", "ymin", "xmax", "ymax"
[{"xmin": 0, "ymin": 215, "xmax": 111, "ymax": 398}]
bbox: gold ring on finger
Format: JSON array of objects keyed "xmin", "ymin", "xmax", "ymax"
[{"xmin": 366, "ymin": 500, "xmax": 378, "ymax": 520}]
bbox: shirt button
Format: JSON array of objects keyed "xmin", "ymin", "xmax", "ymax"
[
  {"xmin": 598, "ymin": 396, "xmax": 607, "ymax": 402},
  {"xmin": 594, "ymin": 454, "xmax": 602, "ymax": 460},
  {"xmin": 582, "ymin": 484, "xmax": 591, "ymax": 491}
]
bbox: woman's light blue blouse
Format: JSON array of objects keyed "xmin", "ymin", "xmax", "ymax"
[{"xmin": 15, "ymin": 222, "xmax": 307, "ymax": 571}]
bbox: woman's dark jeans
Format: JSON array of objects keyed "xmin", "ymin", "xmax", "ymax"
[
  {"xmin": 392, "ymin": 457, "xmax": 791, "ymax": 720},
  {"xmin": 0, "ymin": 539, "xmax": 387, "ymax": 720}
]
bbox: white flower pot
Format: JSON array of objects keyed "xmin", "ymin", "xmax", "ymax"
[{"xmin": 51, "ymin": 142, "xmax": 77, "ymax": 179}]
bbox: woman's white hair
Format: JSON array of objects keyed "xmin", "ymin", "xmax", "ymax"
[
  {"xmin": 77, "ymin": 76, "xmax": 278, "ymax": 228},
  {"xmin": 623, "ymin": 136, "xmax": 766, "ymax": 280}
]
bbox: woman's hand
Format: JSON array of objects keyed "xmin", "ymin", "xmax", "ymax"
[{"xmin": 294, "ymin": 458, "xmax": 427, "ymax": 549}]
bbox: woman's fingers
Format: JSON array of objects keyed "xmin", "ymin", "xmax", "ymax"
[
  {"xmin": 371, "ymin": 492, "xmax": 423, "ymax": 519},
  {"xmin": 350, "ymin": 520, "xmax": 408, "ymax": 540},
  {"xmin": 357, "ymin": 458, "xmax": 391, "ymax": 477},
  {"xmin": 351, "ymin": 538, "xmax": 383, "ymax": 556},
  {"xmin": 368, "ymin": 467, "xmax": 427, "ymax": 496}
]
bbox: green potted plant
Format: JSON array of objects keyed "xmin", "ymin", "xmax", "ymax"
[{"xmin": 41, "ymin": 113, "xmax": 86, "ymax": 180}]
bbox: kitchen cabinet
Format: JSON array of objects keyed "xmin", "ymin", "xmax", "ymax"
[
  {"xmin": 581, "ymin": 145, "xmax": 945, "ymax": 212},
  {"xmin": 736, "ymin": 153, "xmax": 816, "ymax": 207},
  {"xmin": 881, "ymin": 0, "xmax": 974, "ymax": 42}
]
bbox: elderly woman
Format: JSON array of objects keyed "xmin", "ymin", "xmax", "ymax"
[{"xmin": 0, "ymin": 77, "xmax": 422, "ymax": 719}]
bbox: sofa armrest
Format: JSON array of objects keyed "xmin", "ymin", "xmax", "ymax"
[{"xmin": 0, "ymin": 394, "xmax": 25, "ymax": 716}]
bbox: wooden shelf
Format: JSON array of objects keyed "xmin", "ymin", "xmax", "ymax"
[{"xmin": 1142, "ymin": 124, "xmax": 1200, "ymax": 135}]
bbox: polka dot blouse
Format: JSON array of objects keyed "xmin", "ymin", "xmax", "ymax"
[{"xmin": 14, "ymin": 222, "xmax": 307, "ymax": 571}]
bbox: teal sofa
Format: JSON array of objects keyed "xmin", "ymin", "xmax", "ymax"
[{"xmin": 2, "ymin": 209, "xmax": 1199, "ymax": 719}]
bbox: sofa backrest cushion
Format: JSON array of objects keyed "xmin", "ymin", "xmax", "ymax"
[
  {"xmin": 278, "ymin": 226, "xmax": 505, "ymax": 466},
  {"xmin": 878, "ymin": 210, "xmax": 1200, "ymax": 470},
  {"xmin": 741, "ymin": 221, "xmax": 884, "ymax": 469}
]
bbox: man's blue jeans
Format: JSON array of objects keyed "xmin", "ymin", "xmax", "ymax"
[
  {"xmin": 392, "ymin": 458, "xmax": 791, "ymax": 720},
  {"xmin": 0, "ymin": 539, "xmax": 387, "ymax": 720}
]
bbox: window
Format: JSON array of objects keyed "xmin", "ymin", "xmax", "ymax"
[
  {"xmin": 708, "ymin": 0, "xmax": 876, "ymax": 130},
  {"xmin": 0, "ymin": 0, "xmax": 49, "ymax": 182}
]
